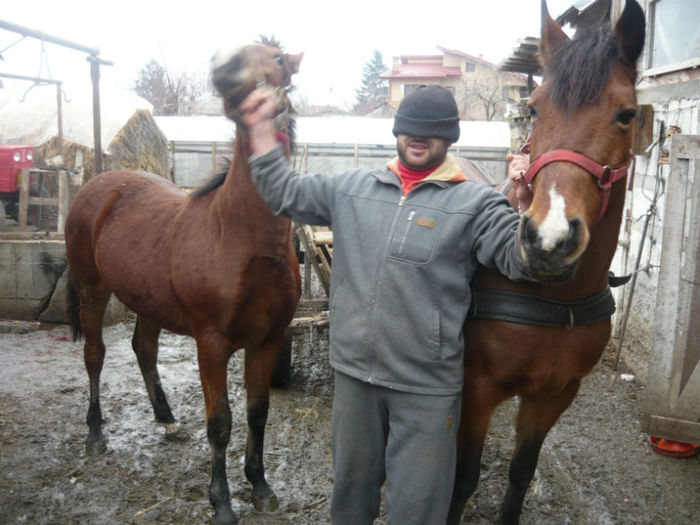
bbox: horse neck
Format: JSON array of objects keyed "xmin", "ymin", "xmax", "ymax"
[{"xmin": 214, "ymin": 129, "xmax": 293, "ymax": 254}]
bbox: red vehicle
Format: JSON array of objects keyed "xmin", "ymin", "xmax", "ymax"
[{"xmin": 0, "ymin": 145, "xmax": 34, "ymax": 221}]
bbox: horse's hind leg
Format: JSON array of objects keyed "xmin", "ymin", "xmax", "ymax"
[
  {"xmin": 131, "ymin": 316, "xmax": 179, "ymax": 435},
  {"xmin": 243, "ymin": 336, "xmax": 285, "ymax": 513},
  {"xmin": 78, "ymin": 281, "xmax": 112, "ymax": 455},
  {"xmin": 499, "ymin": 379, "xmax": 581, "ymax": 525}
]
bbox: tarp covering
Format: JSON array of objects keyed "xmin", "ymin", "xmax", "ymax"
[{"xmin": 0, "ymin": 84, "xmax": 152, "ymax": 152}]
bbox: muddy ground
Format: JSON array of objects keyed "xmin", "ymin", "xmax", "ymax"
[{"xmin": 0, "ymin": 322, "xmax": 698, "ymax": 525}]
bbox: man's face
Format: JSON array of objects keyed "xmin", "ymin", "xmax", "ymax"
[{"xmin": 396, "ymin": 134, "xmax": 450, "ymax": 170}]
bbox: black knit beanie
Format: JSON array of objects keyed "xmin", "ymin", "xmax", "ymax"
[{"xmin": 392, "ymin": 85, "xmax": 460, "ymax": 143}]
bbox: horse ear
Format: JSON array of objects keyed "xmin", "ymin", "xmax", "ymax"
[
  {"xmin": 540, "ymin": 0, "xmax": 570, "ymax": 69},
  {"xmin": 614, "ymin": 0, "xmax": 646, "ymax": 66},
  {"xmin": 287, "ymin": 52, "xmax": 303, "ymax": 75}
]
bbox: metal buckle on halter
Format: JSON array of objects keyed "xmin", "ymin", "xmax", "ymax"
[{"xmin": 597, "ymin": 166, "xmax": 613, "ymax": 189}]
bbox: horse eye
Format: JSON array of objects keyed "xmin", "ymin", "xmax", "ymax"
[
  {"xmin": 274, "ymin": 55, "xmax": 284, "ymax": 67},
  {"xmin": 616, "ymin": 109, "xmax": 636, "ymax": 127},
  {"xmin": 528, "ymin": 105, "xmax": 538, "ymax": 119}
]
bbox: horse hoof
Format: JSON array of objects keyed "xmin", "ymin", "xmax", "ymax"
[
  {"xmin": 211, "ymin": 505, "xmax": 238, "ymax": 524},
  {"xmin": 252, "ymin": 489, "xmax": 278, "ymax": 513},
  {"xmin": 162, "ymin": 421, "xmax": 182, "ymax": 436},
  {"xmin": 85, "ymin": 436, "xmax": 107, "ymax": 456}
]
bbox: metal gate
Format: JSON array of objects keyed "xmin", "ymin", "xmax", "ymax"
[{"xmin": 643, "ymin": 134, "xmax": 700, "ymax": 443}]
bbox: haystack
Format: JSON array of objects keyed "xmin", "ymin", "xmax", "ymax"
[{"xmin": 0, "ymin": 84, "xmax": 170, "ymax": 184}]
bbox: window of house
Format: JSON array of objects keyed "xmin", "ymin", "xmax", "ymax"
[
  {"xmin": 465, "ymin": 62, "xmax": 475, "ymax": 72},
  {"xmin": 646, "ymin": 0, "xmax": 700, "ymax": 75}
]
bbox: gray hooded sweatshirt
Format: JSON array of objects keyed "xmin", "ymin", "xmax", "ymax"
[{"xmin": 250, "ymin": 146, "xmax": 529, "ymax": 395}]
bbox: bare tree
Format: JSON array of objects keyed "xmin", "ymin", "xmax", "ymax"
[
  {"xmin": 462, "ymin": 70, "xmax": 509, "ymax": 121},
  {"xmin": 133, "ymin": 59, "xmax": 208, "ymax": 116}
]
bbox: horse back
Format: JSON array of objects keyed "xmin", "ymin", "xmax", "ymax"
[{"xmin": 65, "ymin": 170, "xmax": 191, "ymax": 331}]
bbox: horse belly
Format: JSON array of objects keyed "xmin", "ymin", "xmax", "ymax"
[{"xmin": 466, "ymin": 318, "xmax": 611, "ymax": 395}]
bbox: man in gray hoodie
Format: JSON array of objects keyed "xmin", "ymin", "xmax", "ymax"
[{"xmin": 241, "ymin": 84, "xmax": 531, "ymax": 525}]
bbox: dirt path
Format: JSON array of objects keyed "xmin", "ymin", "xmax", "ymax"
[{"xmin": 0, "ymin": 323, "xmax": 697, "ymax": 524}]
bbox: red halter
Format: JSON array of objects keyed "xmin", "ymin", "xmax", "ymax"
[{"xmin": 518, "ymin": 141, "xmax": 630, "ymax": 223}]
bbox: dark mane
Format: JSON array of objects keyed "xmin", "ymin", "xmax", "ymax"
[
  {"xmin": 192, "ymin": 162, "xmax": 230, "ymax": 197},
  {"xmin": 257, "ymin": 35, "xmax": 281, "ymax": 48},
  {"xmin": 548, "ymin": 27, "xmax": 621, "ymax": 111}
]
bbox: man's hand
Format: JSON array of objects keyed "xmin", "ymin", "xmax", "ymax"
[
  {"xmin": 507, "ymin": 154, "xmax": 530, "ymax": 183},
  {"xmin": 240, "ymin": 88, "xmax": 279, "ymax": 156}
]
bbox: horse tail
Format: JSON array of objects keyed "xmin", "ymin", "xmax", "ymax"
[{"xmin": 66, "ymin": 273, "xmax": 83, "ymax": 342}]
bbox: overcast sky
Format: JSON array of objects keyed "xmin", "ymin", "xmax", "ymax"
[{"xmin": 1, "ymin": 0, "xmax": 573, "ymax": 109}]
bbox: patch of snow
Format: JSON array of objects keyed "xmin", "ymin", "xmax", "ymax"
[{"xmin": 154, "ymin": 115, "xmax": 510, "ymax": 148}]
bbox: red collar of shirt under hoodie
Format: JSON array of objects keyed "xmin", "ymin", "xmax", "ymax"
[{"xmin": 387, "ymin": 155, "xmax": 468, "ymax": 195}]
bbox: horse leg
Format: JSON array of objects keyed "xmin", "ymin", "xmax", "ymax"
[
  {"xmin": 78, "ymin": 281, "xmax": 112, "ymax": 455},
  {"xmin": 448, "ymin": 380, "xmax": 504, "ymax": 525},
  {"xmin": 131, "ymin": 316, "xmax": 179, "ymax": 435},
  {"xmin": 243, "ymin": 336, "xmax": 284, "ymax": 513},
  {"xmin": 195, "ymin": 333, "xmax": 236, "ymax": 524},
  {"xmin": 499, "ymin": 379, "xmax": 581, "ymax": 525}
]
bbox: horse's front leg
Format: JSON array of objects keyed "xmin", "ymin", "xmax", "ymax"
[
  {"xmin": 196, "ymin": 333, "xmax": 236, "ymax": 524},
  {"xmin": 500, "ymin": 379, "xmax": 581, "ymax": 525},
  {"xmin": 243, "ymin": 335, "xmax": 285, "ymax": 512},
  {"xmin": 448, "ymin": 378, "xmax": 503, "ymax": 525}
]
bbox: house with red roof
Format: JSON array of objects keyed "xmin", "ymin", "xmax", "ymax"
[{"xmin": 380, "ymin": 46, "xmax": 531, "ymax": 121}]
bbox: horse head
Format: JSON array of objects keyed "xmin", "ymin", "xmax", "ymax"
[
  {"xmin": 517, "ymin": 0, "xmax": 645, "ymax": 281},
  {"xmin": 210, "ymin": 37, "xmax": 303, "ymax": 133}
]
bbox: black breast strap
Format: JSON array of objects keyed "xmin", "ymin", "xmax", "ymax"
[{"xmin": 469, "ymin": 286, "xmax": 616, "ymax": 330}]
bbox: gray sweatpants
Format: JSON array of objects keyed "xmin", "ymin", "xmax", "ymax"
[{"xmin": 330, "ymin": 371, "xmax": 461, "ymax": 525}]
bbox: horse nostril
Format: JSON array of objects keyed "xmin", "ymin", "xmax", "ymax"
[
  {"xmin": 562, "ymin": 217, "xmax": 585, "ymax": 254},
  {"xmin": 519, "ymin": 215, "xmax": 538, "ymax": 247}
]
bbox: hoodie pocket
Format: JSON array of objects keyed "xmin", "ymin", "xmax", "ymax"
[{"xmin": 389, "ymin": 209, "xmax": 444, "ymax": 264}]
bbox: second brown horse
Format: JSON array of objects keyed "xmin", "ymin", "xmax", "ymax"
[
  {"xmin": 65, "ymin": 40, "xmax": 302, "ymax": 524},
  {"xmin": 449, "ymin": 1, "xmax": 646, "ymax": 524}
]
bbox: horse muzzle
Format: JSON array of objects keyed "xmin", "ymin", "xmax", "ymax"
[
  {"xmin": 211, "ymin": 45, "xmax": 287, "ymax": 127},
  {"xmin": 519, "ymin": 213, "xmax": 586, "ymax": 282}
]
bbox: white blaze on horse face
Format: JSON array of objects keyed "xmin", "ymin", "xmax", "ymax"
[{"xmin": 538, "ymin": 185, "xmax": 569, "ymax": 251}]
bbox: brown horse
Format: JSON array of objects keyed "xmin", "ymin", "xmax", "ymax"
[
  {"xmin": 449, "ymin": 1, "xmax": 645, "ymax": 524},
  {"xmin": 65, "ymin": 39, "xmax": 302, "ymax": 524}
]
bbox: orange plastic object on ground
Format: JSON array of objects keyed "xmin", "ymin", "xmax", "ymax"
[{"xmin": 649, "ymin": 436, "xmax": 700, "ymax": 458}]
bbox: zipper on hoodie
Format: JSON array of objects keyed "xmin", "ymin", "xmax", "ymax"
[
  {"xmin": 367, "ymin": 192, "xmax": 407, "ymax": 385},
  {"xmin": 398, "ymin": 210, "xmax": 415, "ymax": 255}
]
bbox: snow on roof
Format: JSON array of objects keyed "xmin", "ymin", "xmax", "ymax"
[
  {"xmin": 154, "ymin": 115, "xmax": 510, "ymax": 149},
  {"xmin": 155, "ymin": 115, "xmax": 236, "ymax": 143},
  {"xmin": 0, "ymin": 84, "xmax": 152, "ymax": 152}
]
